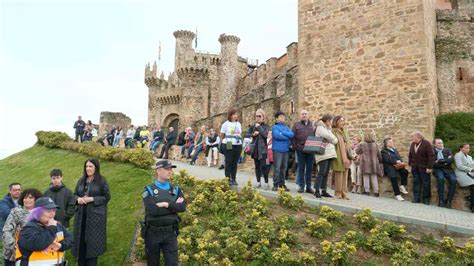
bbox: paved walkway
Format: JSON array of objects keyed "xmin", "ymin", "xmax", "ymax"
[{"xmin": 170, "ymin": 160, "xmax": 474, "ymax": 235}]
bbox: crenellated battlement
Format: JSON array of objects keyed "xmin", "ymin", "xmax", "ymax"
[
  {"xmin": 176, "ymin": 67, "xmax": 209, "ymax": 79},
  {"xmin": 218, "ymin": 34, "xmax": 240, "ymax": 44},
  {"xmin": 173, "ymin": 30, "xmax": 195, "ymax": 40},
  {"xmin": 240, "ymin": 42, "xmax": 298, "ymax": 89}
]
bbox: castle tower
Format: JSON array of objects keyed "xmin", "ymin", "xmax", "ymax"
[
  {"xmin": 173, "ymin": 30, "xmax": 196, "ymax": 70},
  {"xmin": 217, "ymin": 34, "xmax": 240, "ymax": 113},
  {"xmin": 177, "ymin": 67, "xmax": 211, "ymax": 128}
]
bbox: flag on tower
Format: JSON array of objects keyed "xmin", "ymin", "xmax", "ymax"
[
  {"xmin": 158, "ymin": 41, "xmax": 162, "ymax": 61},
  {"xmin": 195, "ymin": 27, "xmax": 198, "ymax": 48}
]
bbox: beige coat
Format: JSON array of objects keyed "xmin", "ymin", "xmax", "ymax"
[
  {"xmin": 314, "ymin": 120, "xmax": 338, "ymax": 163},
  {"xmin": 454, "ymin": 151, "xmax": 474, "ymax": 187}
]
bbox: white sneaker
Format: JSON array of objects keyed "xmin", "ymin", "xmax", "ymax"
[
  {"xmin": 264, "ymin": 183, "xmax": 270, "ymax": 190},
  {"xmin": 256, "ymin": 182, "xmax": 262, "ymax": 188},
  {"xmin": 396, "ymin": 195, "xmax": 404, "ymax": 201},
  {"xmin": 399, "ymin": 185, "xmax": 408, "ymax": 194}
]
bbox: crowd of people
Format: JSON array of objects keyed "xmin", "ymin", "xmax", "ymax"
[
  {"xmin": 72, "ymin": 111, "xmax": 474, "ymax": 213},
  {"xmin": 155, "ymin": 109, "xmax": 474, "ymax": 212},
  {"xmin": 0, "ymin": 159, "xmax": 110, "ymax": 266}
]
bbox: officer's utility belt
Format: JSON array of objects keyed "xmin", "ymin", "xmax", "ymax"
[{"xmin": 147, "ymin": 224, "xmax": 176, "ymax": 233}]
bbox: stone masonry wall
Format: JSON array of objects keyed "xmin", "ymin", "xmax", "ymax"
[
  {"xmin": 436, "ymin": 9, "xmax": 474, "ymax": 113},
  {"xmin": 298, "ymin": 0, "xmax": 438, "ymax": 157},
  {"xmin": 99, "ymin": 112, "xmax": 132, "ymax": 136}
]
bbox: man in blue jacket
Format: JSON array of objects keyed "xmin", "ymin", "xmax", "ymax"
[
  {"xmin": 0, "ymin": 183, "xmax": 21, "ymax": 230},
  {"xmin": 272, "ymin": 111, "xmax": 294, "ymax": 191}
]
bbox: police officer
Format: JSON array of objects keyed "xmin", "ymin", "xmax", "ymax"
[{"xmin": 143, "ymin": 160, "xmax": 186, "ymax": 266}]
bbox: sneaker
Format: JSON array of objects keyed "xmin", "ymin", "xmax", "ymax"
[
  {"xmin": 305, "ymin": 188, "xmax": 315, "ymax": 194},
  {"xmin": 297, "ymin": 186, "xmax": 304, "ymax": 193},
  {"xmin": 395, "ymin": 195, "xmax": 404, "ymax": 201},
  {"xmin": 399, "ymin": 185, "xmax": 408, "ymax": 194},
  {"xmin": 314, "ymin": 191, "xmax": 322, "ymax": 198},
  {"xmin": 264, "ymin": 183, "xmax": 270, "ymax": 190},
  {"xmin": 233, "ymin": 180, "xmax": 239, "ymax": 186},
  {"xmin": 374, "ymin": 193, "xmax": 379, "ymax": 197},
  {"xmin": 281, "ymin": 185, "xmax": 290, "ymax": 192},
  {"xmin": 256, "ymin": 182, "xmax": 262, "ymax": 188},
  {"xmin": 218, "ymin": 165, "xmax": 224, "ymax": 170}
]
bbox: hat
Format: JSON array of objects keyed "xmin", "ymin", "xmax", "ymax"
[
  {"xmin": 35, "ymin": 197, "xmax": 59, "ymax": 209},
  {"xmin": 155, "ymin": 160, "xmax": 177, "ymax": 170}
]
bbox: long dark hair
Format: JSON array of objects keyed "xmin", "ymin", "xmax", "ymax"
[{"xmin": 81, "ymin": 158, "xmax": 104, "ymax": 184}]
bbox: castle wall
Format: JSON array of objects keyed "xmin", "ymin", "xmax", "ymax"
[
  {"xmin": 99, "ymin": 112, "xmax": 131, "ymax": 136},
  {"xmin": 298, "ymin": 0, "xmax": 438, "ymax": 156},
  {"xmin": 436, "ymin": 8, "xmax": 474, "ymax": 113}
]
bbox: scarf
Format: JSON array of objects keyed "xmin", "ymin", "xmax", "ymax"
[{"xmin": 435, "ymin": 148, "xmax": 444, "ymax": 160}]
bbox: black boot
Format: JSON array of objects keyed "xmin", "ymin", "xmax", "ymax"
[
  {"xmin": 314, "ymin": 190, "xmax": 321, "ymax": 198},
  {"xmin": 445, "ymin": 199, "xmax": 452, "ymax": 209},
  {"xmin": 438, "ymin": 199, "xmax": 444, "ymax": 207},
  {"xmin": 321, "ymin": 190, "xmax": 333, "ymax": 198}
]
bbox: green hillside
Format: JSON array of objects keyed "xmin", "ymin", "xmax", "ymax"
[{"xmin": 0, "ymin": 145, "xmax": 152, "ymax": 265}]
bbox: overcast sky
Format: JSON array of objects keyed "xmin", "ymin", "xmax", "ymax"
[{"xmin": 0, "ymin": 0, "xmax": 297, "ymax": 159}]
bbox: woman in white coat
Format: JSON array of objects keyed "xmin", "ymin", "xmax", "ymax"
[
  {"xmin": 454, "ymin": 143, "xmax": 474, "ymax": 212},
  {"xmin": 313, "ymin": 114, "xmax": 338, "ymax": 198}
]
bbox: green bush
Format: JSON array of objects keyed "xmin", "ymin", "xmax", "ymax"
[
  {"xmin": 36, "ymin": 131, "xmax": 154, "ymax": 169},
  {"xmin": 435, "ymin": 112, "xmax": 474, "ymax": 156},
  {"xmin": 36, "ymin": 131, "xmax": 71, "ymax": 148}
]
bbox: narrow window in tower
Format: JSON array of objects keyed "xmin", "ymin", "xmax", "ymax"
[
  {"xmin": 290, "ymin": 101, "xmax": 295, "ymax": 114},
  {"xmin": 458, "ymin": 67, "xmax": 463, "ymax": 81}
]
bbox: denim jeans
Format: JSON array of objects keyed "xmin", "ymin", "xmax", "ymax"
[
  {"xmin": 412, "ymin": 166, "xmax": 432, "ymax": 203},
  {"xmin": 296, "ymin": 150, "xmax": 314, "ymax": 189},
  {"xmin": 273, "ymin": 151, "xmax": 289, "ymax": 187},
  {"xmin": 190, "ymin": 144, "xmax": 203, "ymax": 163},
  {"xmin": 181, "ymin": 144, "xmax": 194, "ymax": 157},
  {"xmin": 433, "ymin": 168, "xmax": 457, "ymax": 201},
  {"xmin": 112, "ymin": 136, "xmax": 121, "ymax": 147},
  {"xmin": 314, "ymin": 159, "xmax": 332, "ymax": 191},
  {"xmin": 150, "ymin": 141, "xmax": 162, "ymax": 152}
]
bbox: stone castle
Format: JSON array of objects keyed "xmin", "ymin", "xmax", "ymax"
[{"xmin": 145, "ymin": 0, "xmax": 473, "ymax": 154}]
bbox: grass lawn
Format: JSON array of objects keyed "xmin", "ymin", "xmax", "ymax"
[{"xmin": 0, "ymin": 145, "xmax": 153, "ymax": 265}]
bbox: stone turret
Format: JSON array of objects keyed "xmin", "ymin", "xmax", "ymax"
[
  {"xmin": 173, "ymin": 30, "xmax": 196, "ymax": 70},
  {"xmin": 217, "ymin": 34, "xmax": 240, "ymax": 113}
]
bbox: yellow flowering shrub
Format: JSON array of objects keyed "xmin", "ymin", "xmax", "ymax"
[
  {"xmin": 321, "ymin": 240, "xmax": 357, "ymax": 264},
  {"xmin": 277, "ymin": 188, "xmax": 305, "ymax": 210},
  {"xmin": 354, "ymin": 208, "xmax": 378, "ymax": 230},
  {"xmin": 319, "ymin": 205, "xmax": 344, "ymax": 223},
  {"xmin": 306, "ymin": 218, "xmax": 334, "ymax": 239}
]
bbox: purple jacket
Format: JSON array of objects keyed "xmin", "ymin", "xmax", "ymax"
[{"xmin": 292, "ymin": 120, "xmax": 314, "ymax": 151}]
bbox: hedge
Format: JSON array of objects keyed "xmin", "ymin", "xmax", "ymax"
[
  {"xmin": 36, "ymin": 131, "xmax": 155, "ymax": 169},
  {"xmin": 435, "ymin": 112, "xmax": 474, "ymax": 156}
]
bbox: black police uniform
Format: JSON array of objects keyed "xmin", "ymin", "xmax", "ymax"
[{"xmin": 142, "ymin": 181, "xmax": 186, "ymax": 266}]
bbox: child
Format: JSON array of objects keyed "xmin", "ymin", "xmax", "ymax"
[
  {"xmin": 43, "ymin": 169, "xmax": 76, "ymax": 228},
  {"xmin": 350, "ymin": 135, "xmax": 363, "ymax": 193}
]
